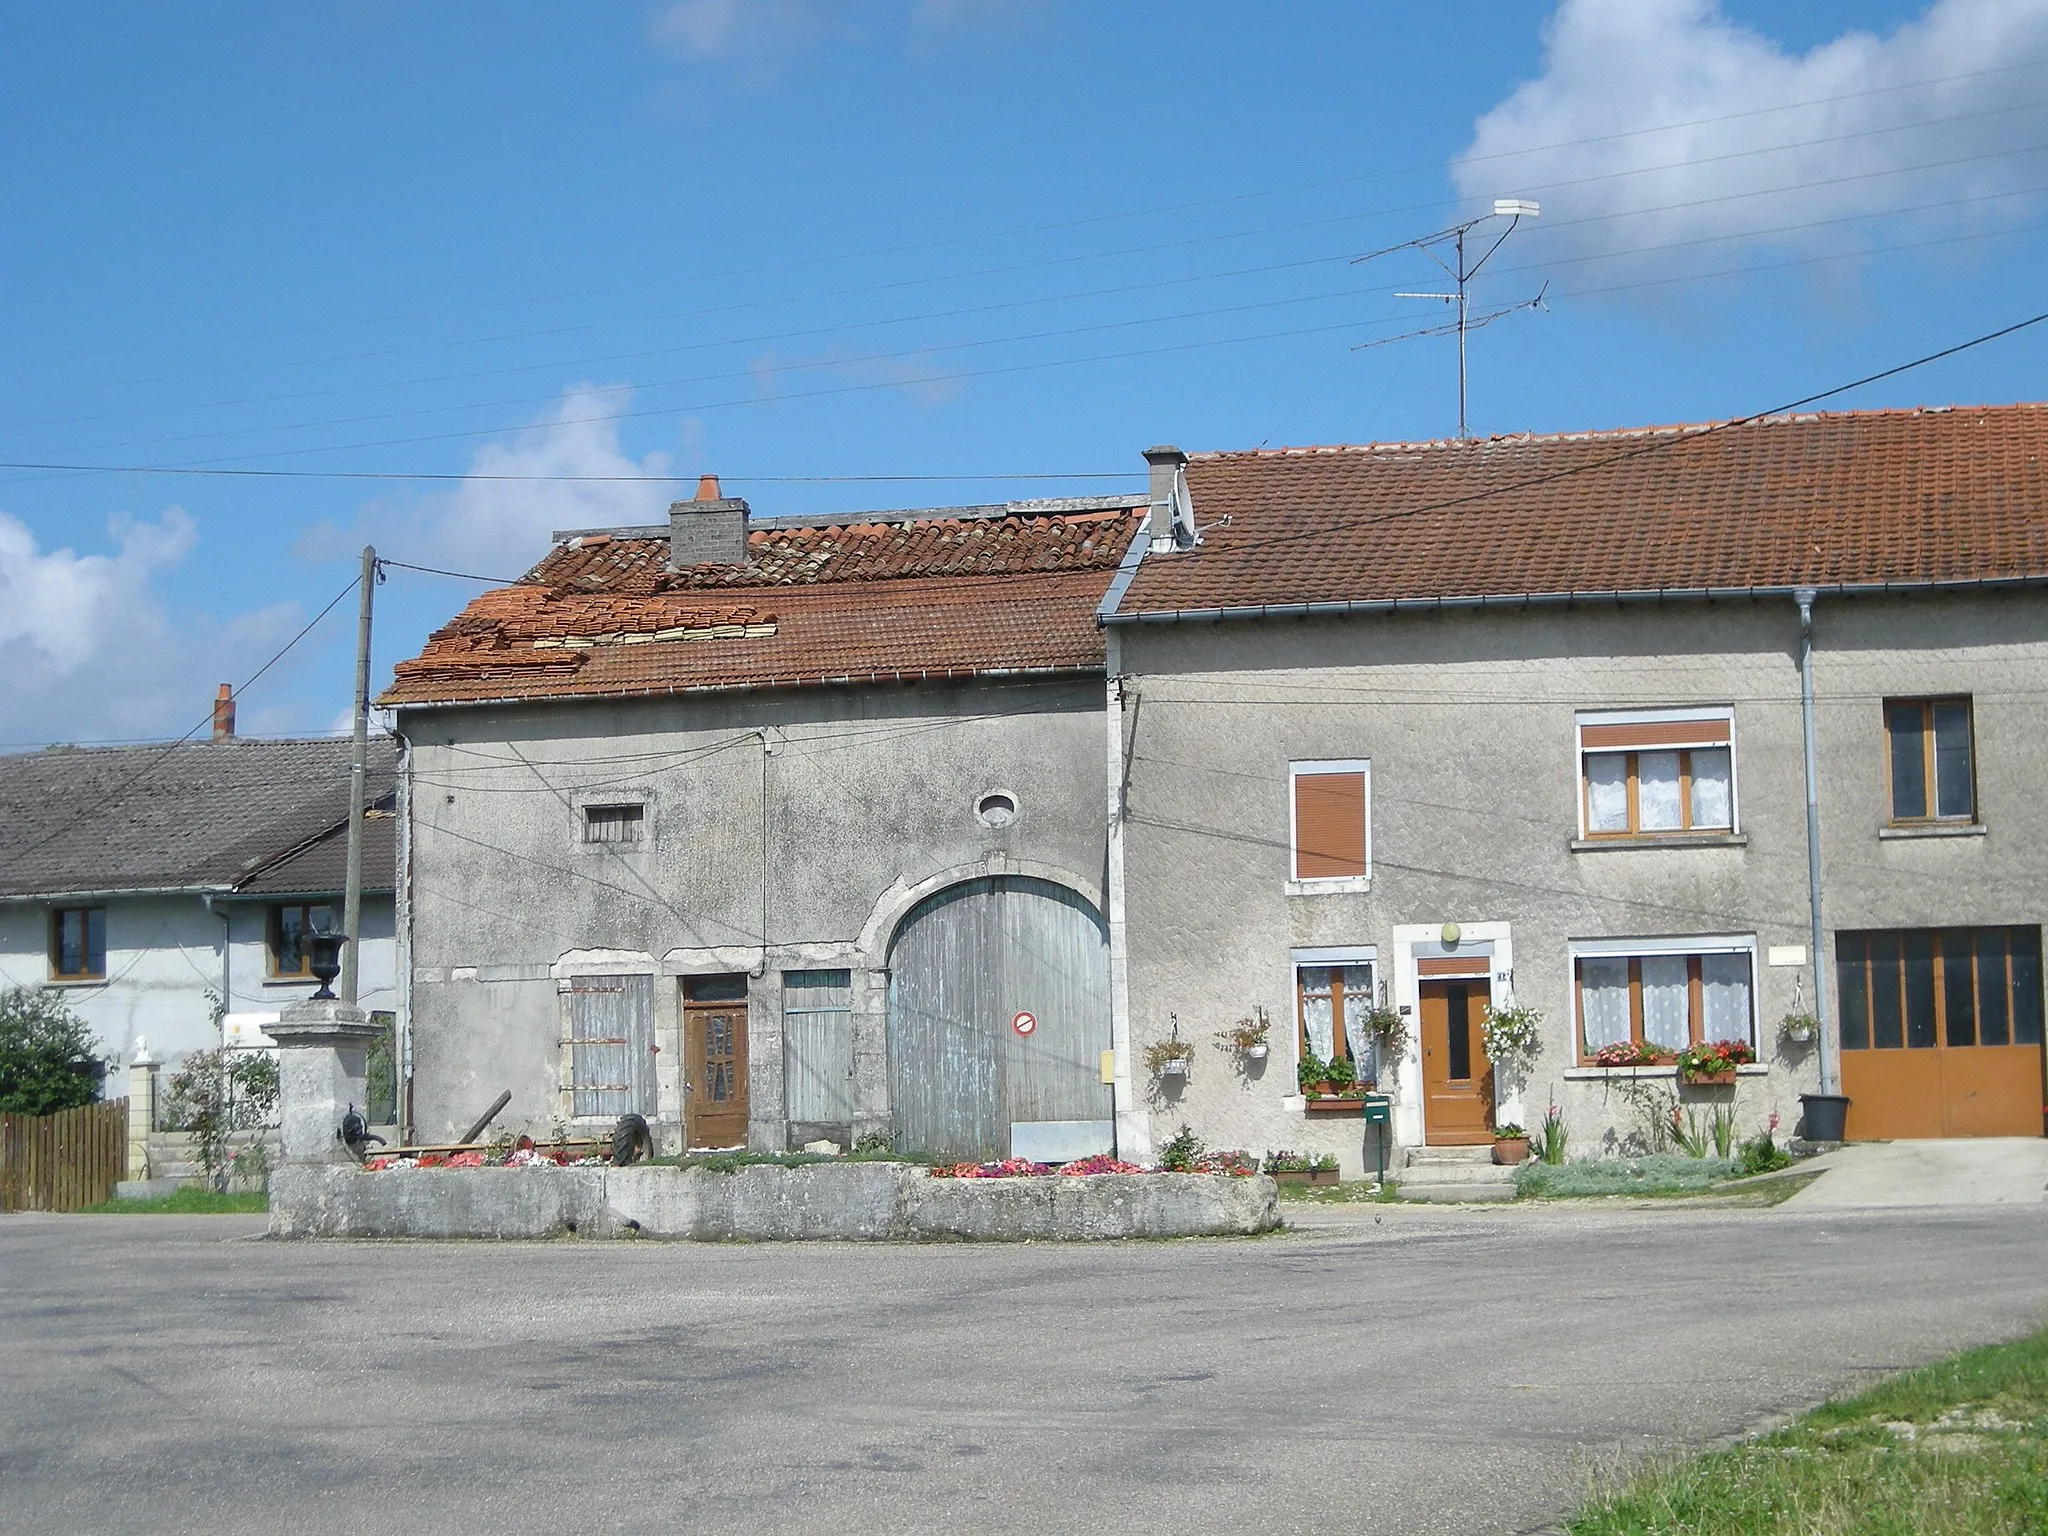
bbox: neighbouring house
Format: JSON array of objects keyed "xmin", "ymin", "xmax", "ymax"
[
  {"xmin": 380, "ymin": 479, "xmax": 1147, "ymax": 1156},
  {"xmin": 0, "ymin": 704, "xmax": 399, "ymax": 1095},
  {"xmin": 1102, "ymin": 407, "xmax": 2048, "ymax": 1173}
]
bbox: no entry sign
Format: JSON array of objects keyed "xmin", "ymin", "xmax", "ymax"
[{"xmin": 1011, "ymin": 1011, "xmax": 1038, "ymax": 1037}]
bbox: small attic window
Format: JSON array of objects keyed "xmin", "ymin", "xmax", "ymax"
[
  {"xmin": 582, "ymin": 803, "xmax": 646, "ymax": 844},
  {"xmin": 976, "ymin": 791, "xmax": 1017, "ymax": 828}
]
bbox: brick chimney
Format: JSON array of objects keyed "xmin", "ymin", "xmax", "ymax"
[
  {"xmin": 667, "ymin": 473, "xmax": 751, "ymax": 570},
  {"xmin": 211, "ymin": 684, "xmax": 236, "ymax": 740}
]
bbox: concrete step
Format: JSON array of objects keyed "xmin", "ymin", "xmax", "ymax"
[
  {"xmin": 1404, "ymin": 1146, "xmax": 1500, "ymax": 1166},
  {"xmin": 1399, "ymin": 1181, "xmax": 1518, "ymax": 1203},
  {"xmin": 1398, "ymin": 1162, "xmax": 1520, "ymax": 1186}
]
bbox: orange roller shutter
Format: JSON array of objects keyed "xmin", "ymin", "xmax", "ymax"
[
  {"xmin": 1294, "ymin": 772, "xmax": 1367, "ymax": 879},
  {"xmin": 1580, "ymin": 719, "xmax": 1730, "ymax": 749}
]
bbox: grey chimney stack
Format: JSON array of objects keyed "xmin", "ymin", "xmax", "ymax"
[
  {"xmin": 1142, "ymin": 444, "xmax": 1192, "ymax": 551},
  {"xmin": 667, "ymin": 473, "xmax": 751, "ymax": 570}
]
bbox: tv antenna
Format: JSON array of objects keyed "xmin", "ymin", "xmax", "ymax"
[{"xmin": 1352, "ymin": 198, "xmax": 1545, "ymax": 439}]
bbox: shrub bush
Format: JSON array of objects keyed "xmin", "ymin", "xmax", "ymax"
[{"xmin": 0, "ymin": 988, "xmax": 103, "ymax": 1115}]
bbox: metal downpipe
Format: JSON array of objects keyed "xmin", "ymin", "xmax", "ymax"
[{"xmin": 1796, "ymin": 589, "xmax": 1837, "ymax": 1095}]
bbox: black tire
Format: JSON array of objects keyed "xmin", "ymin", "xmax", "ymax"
[{"xmin": 611, "ymin": 1113, "xmax": 654, "ymax": 1165}]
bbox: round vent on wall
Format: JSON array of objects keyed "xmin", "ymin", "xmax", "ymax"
[{"xmin": 975, "ymin": 791, "xmax": 1018, "ymax": 828}]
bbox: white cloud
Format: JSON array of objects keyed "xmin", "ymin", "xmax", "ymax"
[
  {"xmin": 390, "ymin": 385, "xmax": 678, "ymax": 570},
  {"xmin": 1454, "ymin": 0, "xmax": 2048, "ymax": 283},
  {"xmin": 647, "ymin": 0, "xmax": 1040, "ymax": 64},
  {"xmin": 649, "ymin": 0, "xmax": 856, "ymax": 62},
  {"xmin": 0, "ymin": 508, "xmax": 303, "ymax": 746}
]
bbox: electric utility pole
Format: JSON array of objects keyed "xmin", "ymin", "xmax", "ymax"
[
  {"xmin": 1352, "ymin": 198, "xmax": 1545, "ymax": 439},
  {"xmin": 340, "ymin": 545, "xmax": 376, "ymax": 1007}
]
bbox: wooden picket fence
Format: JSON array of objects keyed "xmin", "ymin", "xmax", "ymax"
[{"xmin": 0, "ymin": 1100, "xmax": 128, "ymax": 1213}]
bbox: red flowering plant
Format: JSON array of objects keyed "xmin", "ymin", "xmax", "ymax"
[
  {"xmin": 1591, "ymin": 1039, "xmax": 1674, "ymax": 1068},
  {"xmin": 1190, "ymin": 1149, "xmax": 1258, "ymax": 1177},
  {"xmin": 1675, "ymin": 1039, "xmax": 1756, "ymax": 1079}
]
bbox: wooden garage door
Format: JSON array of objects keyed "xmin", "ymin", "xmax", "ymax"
[
  {"xmin": 886, "ymin": 876, "xmax": 1112, "ymax": 1161},
  {"xmin": 1837, "ymin": 927, "xmax": 2045, "ymax": 1139}
]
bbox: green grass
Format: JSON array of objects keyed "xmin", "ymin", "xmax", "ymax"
[
  {"xmin": 1569, "ymin": 1326, "xmax": 2048, "ymax": 1535},
  {"xmin": 75, "ymin": 1187, "xmax": 269, "ymax": 1215},
  {"xmin": 1277, "ymin": 1179, "xmax": 1402, "ymax": 1204}
]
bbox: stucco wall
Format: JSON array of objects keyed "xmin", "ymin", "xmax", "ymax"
[
  {"xmin": 1113, "ymin": 591, "xmax": 2048, "ymax": 1175},
  {"xmin": 0, "ymin": 894, "xmax": 396, "ymax": 1070},
  {"xmin": 399, "ymin": 678, "xmax": 1108, "ymax": 1149}
]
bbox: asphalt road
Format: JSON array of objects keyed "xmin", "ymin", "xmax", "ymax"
[{"xmin": 4, "ymin": 1203, "xmax": 2046, "ymax": 1536}]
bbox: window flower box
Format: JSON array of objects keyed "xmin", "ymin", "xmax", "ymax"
[
  {"xmin": 1676, "ymin": 1039, "xmax": 1755, "ymax": 1085},
  {"xmin": 1263, "ymin": 1152, "xmax": 1338, "ymax": 1183}
]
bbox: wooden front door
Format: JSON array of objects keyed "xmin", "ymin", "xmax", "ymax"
[
  {"xmin": 1419, "ymin": 979, "xmax": 1495, "ymax": 1145},
  {"xmin": 683, "ymin": 975, "xmax": 750, "ymax": 1148}
]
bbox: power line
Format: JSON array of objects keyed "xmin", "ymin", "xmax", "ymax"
[
  {"xmin": 1, "ymin": 574, "xmax": 366, "ymax": 864},
  {"xmin": 1116, "ymin": 308, "xmax": 2048, "ymax": 576},
  {"xmin": 25, "ymin": 60, "xmax": 2043, "ymax": 393}
]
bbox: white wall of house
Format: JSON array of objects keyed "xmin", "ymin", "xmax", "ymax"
[{"xmin": 0, "ymin": 894, "xmax": 396, "ymax": 1074}]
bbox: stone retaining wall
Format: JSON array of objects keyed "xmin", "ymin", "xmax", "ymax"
[{"xmin": 268, "ymin": 1162, "xmax": 1279, "ymax": 1241}]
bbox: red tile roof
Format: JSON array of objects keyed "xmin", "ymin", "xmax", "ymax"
[
  {"xmin": 381, "ymin": 502, "xmax": 1143, "ymax": 707},
  {"xmin": 1107, "ymin": 405, "xmax": 2048, "ymax": 619}
]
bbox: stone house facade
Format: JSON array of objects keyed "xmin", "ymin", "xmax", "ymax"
[
  {"xmin": 1102, "ymin": 408, "xmax": 2048, "ymax": 1175},
  {"xmin": 0, "ymin": 731, "xmax": 398, "ymax": 1081},
  {"xmin": 382, "ymin": 481, "xmax": 1146, "ymax": 1155}
]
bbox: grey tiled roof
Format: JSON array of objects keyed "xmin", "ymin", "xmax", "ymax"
[{"xmin": 0, "ymin": 736, "xmax": 397, "ymax": 899}]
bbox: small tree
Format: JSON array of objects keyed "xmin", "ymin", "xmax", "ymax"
[{"xmin": 0, "ymin": 987, "xmax": 104, "ymax": 1115}]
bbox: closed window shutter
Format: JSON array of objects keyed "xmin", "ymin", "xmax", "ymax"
[{"xmin": 1294, "ymin": 771, "xmax": 1366, "ymax": 879}]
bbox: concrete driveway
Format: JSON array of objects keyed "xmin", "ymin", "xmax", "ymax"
[
  {"xmin": 3, "ymin": 1203, "xmax": 2046, "ymax": 1536},
  {"xmin": 1783, "ymin": 1137, "xmax": 2048, "ymax": 1209}
]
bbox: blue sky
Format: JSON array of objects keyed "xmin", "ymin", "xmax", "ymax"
[{"xmin": 4, "ymin": 0, "xmax": 2046, "ymax": 747}]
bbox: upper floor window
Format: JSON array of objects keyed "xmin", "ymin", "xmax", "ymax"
[
  {"xmin": 269, "ymin": 902, "xmax": 334, "ymax": 979},
  {"xmin": 1289, "ymin": 761, "xmax": 1369, "ymax": 885},
  {"xmin": 582, "ymin": 803, "xmax": 646, "ymax": 844},
  {"xmin": 49, "ymin": 906, "xmax": 105, "ymax": 981},
  {"xmin": 1578, "ymin": 709, "xmax": 1735, "ymax": 838},
  {"xmin": 1885, "ymin": 698, "xmax": 1974, "ymax": 824}
]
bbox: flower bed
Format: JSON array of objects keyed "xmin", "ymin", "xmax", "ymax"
[{"xmin": 926, "ymin": 1150, "xmax": 1254, "ymax": 1179}]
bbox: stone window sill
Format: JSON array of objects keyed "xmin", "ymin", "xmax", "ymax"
[
  {"xmin": 264, "ymin": 977, "xmax": 318, "ymax": 988},
  {"xmin": 1284, "ymin": 876, "xmax": 1371, "ymax": 897},
  {"xmin": 1877, "ymin": 822, "xmax": 1986, "ymax": 841},
  {"xmin": 1569, "ymin": 833, "xmax": 1748, "ymax": 853},
  {"xmin": 1562, "ymin": 1063, "xmax": 1770, "ymax": 1080},
  {"xmin": 43, "ymin": 976, "xmax": 108, "ymax": 989}
]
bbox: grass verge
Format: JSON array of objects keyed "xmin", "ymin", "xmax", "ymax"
[
  {"xmin": 1278, "ymin": 1179, "xmax": 1402, "ymax": 1204},
  {"xmin": 1569, "ymin": 1325, "xmax": 2048, "ymax": 1535},
  {"xmin": 75, "ymin": 1188, "xmax": 269, "ymax": 1215},
  {"xmin": 1516, "ymin": 1155, "xmax": 1742, "ymax": 1198}
]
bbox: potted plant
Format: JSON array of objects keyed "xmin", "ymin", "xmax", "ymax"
[
  {"xmin": 1780, "ymin": 1011, "xmax": 1820, "ymax": 1046},
  {"xmin": 1591, "ymin": 1039, "xmax": 1674, "ymax": 1069},
  {"xmin": 1676, "ymin": 1038, "xmax": 1755, "ymax": 1086},
  {"xmin": 1145, "ymin": 1036, "xmax": 1194, "ymax": 1080},
  {"xmin": 1356, "ymin": 982, "xmax": 1411, "ymax": 1065},
  {"xmin": 1303, "ymin": 1054, "xmax": 1369, "ymax": 1111},
  {"xmin": 1492, "ymin": 1122, "xmax": 1531, "ymax": 1165},
  {"xmin": 1480, "ymin": 1001, "xmax": 1544, "ymax": 1066},
  {"xmin": 1262, "ymin": 1150, "xmax": 1338, "ymax": 1187},
  {"xmin": 1217, "ymin": 1007, "xmax": 1271, "ymax": 1061},
  {"xmin": 1297, "ymin": 1050, "xmax": 1330, "ymax": 1097}
]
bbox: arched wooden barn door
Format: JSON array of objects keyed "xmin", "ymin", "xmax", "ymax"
[{"xmin": 886, "ymin": 876, "xmax": 1113, "ymax": 1162}]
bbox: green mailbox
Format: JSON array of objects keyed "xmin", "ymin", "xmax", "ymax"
[{"xmin": 1362, "ymin": 1094, "xmax": 1393, "ymax": 1187}]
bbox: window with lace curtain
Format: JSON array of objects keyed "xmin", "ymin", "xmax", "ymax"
[
  {"xmin": 1573, "ymin": 939, "xmax": 1756, "ymax": 1064},
  {"xmin": 1577, "ymin": 709, "xmax": 1737, "ymax": 839}
]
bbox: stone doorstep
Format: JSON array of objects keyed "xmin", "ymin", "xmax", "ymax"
[
  {"xmin": 1397, "ymin": 1162, "xmax": 1522, "ymax": 1185},
  {"xmin": 1399, "ymin": 1184, "xmax": 1518, "ymax": 1204},
  {"xmin": 1404, "ymin": 1145, "xmax": 1501, "ymax": 1165}
]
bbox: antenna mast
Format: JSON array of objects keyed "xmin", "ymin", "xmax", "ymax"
[{"xmin": 1354, "ymin": 198, "xmax": 1544, "ymax": 439}]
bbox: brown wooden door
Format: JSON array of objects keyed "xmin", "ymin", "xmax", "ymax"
[
  {"xmin": 683, "ymin": 975, "xmax": 750, "ymax": 1148},
  {"xmin": 1419, "ymin": 979, "xmax": 1495, "ymax": 1145}
]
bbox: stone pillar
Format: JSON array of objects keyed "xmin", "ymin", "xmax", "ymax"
[
  {"xmin": 269, "ymin": 1001, "xmax": 382, "ymax": 1165},
  {"xmin": 126, "ymin": 1042, "xmax": 158, "ymax": 1183}
]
